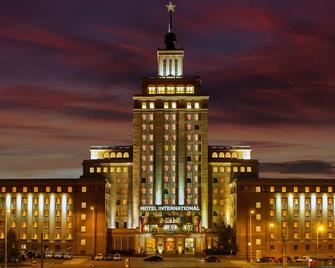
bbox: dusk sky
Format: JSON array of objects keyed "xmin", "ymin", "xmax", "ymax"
[{"xmin": 0, "ymin": 0, "xmax": 334, "ymax": 179}]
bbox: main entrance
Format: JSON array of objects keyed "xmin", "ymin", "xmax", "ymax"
[
  {"xmin": 165, "ymin": 238, "xmax": 175, "ymax": 252},
  {"xmin": 184, "ymin": 238, "xmax": 195, "ymax": 254},
  {"xmin": 145, "ymin": 238, "xmax": 156, "ymax": 254}
]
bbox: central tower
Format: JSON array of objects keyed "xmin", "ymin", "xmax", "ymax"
[{"xmin": 131, "ymin": 2, "xmax": 209, "ymax": 230}]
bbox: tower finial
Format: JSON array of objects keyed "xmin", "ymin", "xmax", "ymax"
[
  {"xmin": 164, "ymin": 2, "xmax": 177, "ymax": 49},
  {"xmin": 166, "ymin": 2, "xmax": 176, "ymax": 33}
]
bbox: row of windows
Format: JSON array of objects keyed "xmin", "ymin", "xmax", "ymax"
[
  {"xmin": 212, "ymin": 152, "xmax": 238, "ymax": 158},
  {"xmin": 0, "ymin": 232, "xmax": 72, "ymax": 240},
  {"xmin": 256, "ymin": 186, "xmax": 334, "ymax": 193},
  {"xmin": 213, "ymin": 166, "xmax": 252, "ymax": 174},
  {"xmin": 0, "ymin": 186, "xmax": 92, "ymax": 193},
  {"xmin": 147, "ymin": 85, "xmax": 195, "ymax": 95},
  {"xmin": 0, "ymin": 220, "xmax": 73, "ymax": 228},
  {"xmin": 141, "ymin": 101, "xmax": 201, "ymax": 110},
  {"xmin": 89, "ymin": 166, "xmax": 129, "ymax": 174},
  {"xmin": 269, "ymin": 197, "xmax": 334, "ymax": 205},
  {"xmin": 102, "ymin": 152, "xmax": 130, "ymax": 159},
  {"xmin": 0, "ymin": 197, "xmax": 72, "ymax": 206}
]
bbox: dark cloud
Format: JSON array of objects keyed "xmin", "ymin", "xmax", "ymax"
[{"xmin": 260, "ymin": 160, "xmax": 335, "ymax": 175}]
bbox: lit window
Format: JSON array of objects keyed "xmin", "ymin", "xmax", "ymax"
[
  {"xmin": 81, "ymin": 186, "xmax": 87, "ymax": 193},
  {"xmin": 57, "ymin": 186, "xmax": 61, "ymax": 193},
  {"xmin": 194, "ymin": 102, "xmax": 200, "ymax": 109},
  {"xmin": 269, "ymin": 210, "xmax": 275, "ymax": 216},
  {"xmin": 256, "ymin": 239, "xmax": 261, "ymax": 245},
  {"xmin": 240, "ymin": 167, "xmax": 245, "ymax": 172},
  {"xmin": 186, "ymin": 102, "xmax": 192, "ymax": 109},
  {"xmin": 34, "ymin": 187, "xmax": 38, "ymax": 193},
  {"xmin": 166, "ymin": 86, "xmax": 175, "ymax": 94},
  {"xmin": 256, "ymin": 226, "xmax": 261, "ymax": 232},
  {"xmin": 81, "ymin": 214, "xmax": 86, "ymax": 221},
  {"xmin": 68, "ymin": 198, "xmax": 73, "ymax": 205},
  {"xmin": 81, "ymin": 202, "xmax": 86, "ymax": 209},
  {"xmin": 164, "ymin": 102, "xmax": 169, "ymax": 109},
  {"xmin": 111, "ymin": 152, "xmax": 116, "ymax": 158},
  {"xmin": 328, "ymin": 233, "xmax": 333, "ymax": 239},
  {"xmin": 12, "ymin": 187, "xmax": 16, "ymax": 193},
  {"xmin": 55, "ymin": 233, "xmax": 61, "ymax": 240},
  {"xmin": 212, "ymin": 152, "xmax": 218, "ymax": 158},
  {"xmin": 45, "ymin": 186, "xmax": 50, "ymax": 193},
  {"xmin": 305, "ymin": 232, "xmax": 310, "ymax": 239},
  {"xmin": 328, "ymin": 186, "xmax": 333, "ymax": 193},
  {"xmin": 213, "ymin": 167, "xmax": 218, "ymax": 173},
  {"xmin": 103, "ymin": 167, "xmax": 108, "ymax": 173},
  {"xmin": 305, "ymin": 187, "xmax": 310, "ymax": 193},
  {"xmin": 81, "ymin": 226, "xmax": 86, "ymax": 233},
  {"xmin": 270, "ymin": 186, "xmax": 275, "ymax": 193},
  {"xmin": 282, "ymin": 187, "xmax": 287, "ymax": 193},
  {"xmin": 256, "ymin": 202, "xmax": 261, "ymax": 208},
  {"xmin": 171, "ymin": 102, "xmax": 177, "ymax": 109},
  {"xmin": 269, "ymin": 198, "xmax": 275, "ymax": 205},
  {"xmin": 141, "ymin": 102, "xmax": 147, "ymax": 109},
  {"xmin": 225, "ymin": 152, "xmax": 231, "ymax": 158},
  {"xmin": 316, "ymin": 186, "xmax": 321, "ymax": 193},
  {"xmin": 148, "ymin": 86, "xmax": 156, "ymax": 94},
  {"xmin": 256, "ymin": 187, "xmax": 261, "ymax": 193},
  {"xmin": 97, "ymin": 167, "xmax": 101, "ymax": 173},
  {"xmin": 294, "ymin": 233, "xmax": 299, "ymax": 239},
  {"xmin": 247, "ymin": 167, "xmax": 252, "ymax": 172},
  {"xmin": 256, "ymin": 214, "xmax": 261, "ymax": 220},
  {"xmin": 293, "ymin": 186, "xmax": 298, "ymax": 193},
  {"xmin": 293, "ymin": 221, "xmax": 299, "ymax": 228},
  {"xmin": 1, "ymin": 187, "xmax": 5, "ymax": 193},
  {"xmin": 123, "ymin": 152, "xmax": 129, "ymax": 158},
  {"xmin": 176, "ymin": 86, "xmax": 184, "ymax": 94},
  {"xmin": 23, "ymin": 187, "xmax": 27, "ymax": 193},
  {"xmin": 233, "ymin": 167, "xmax": 238, "ymax": 172},
  {"xmin": 68, "ymin": 187, "xmax": 72, "ymax": 193},
  {"xmin": 149, "ymin": 102, "xmax": 155, "ymax": 109},
  {"xmin": 305, "ymin": 221, "xmax": 311, "ymax": 228},
  {"xmin": 89, "ymin": 167, "xmax": 94, "ymax": 173},
  {"xmin": 186, "ymin": 85, "xmax": 194, "ymax": 94},
  {"xmin": 282, "ymin": 209, "xmax": 288, "ymax": 217},
  {"xmin": 282, "ymin": 221, "xmax": 287, "ymax": 228},
  {"xmin": 157, "ymin": 86, "xmax": 165, "ymax": 94},
  {"xmin": 80, "ymin": 239, "xmax": 86, "ymax": 246}
]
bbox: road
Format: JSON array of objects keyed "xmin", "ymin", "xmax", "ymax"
[{"xmin": 15, "ymin": 257, "xmax": 311, "ymax": 268}]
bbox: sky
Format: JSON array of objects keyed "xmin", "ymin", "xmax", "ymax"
[{"xmin": 0, "ymin": 0, "xmax": 334, "ymax": 179}]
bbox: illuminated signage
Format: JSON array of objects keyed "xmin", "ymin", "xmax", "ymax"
[{"xmin": 140, "ymin": 205, "xmax": 200, "ymax": 211}]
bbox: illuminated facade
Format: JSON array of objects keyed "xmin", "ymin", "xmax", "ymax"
[{"xmin": 0, "ymin": 3, "xmax": 334, "ymax": 260}]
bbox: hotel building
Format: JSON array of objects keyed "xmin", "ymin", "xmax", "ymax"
[{"xmin": 0, "ymin": 3, "xmax": 334, "ymax": 260}]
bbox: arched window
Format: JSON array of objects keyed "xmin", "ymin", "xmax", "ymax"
[
  {"xmin": 212, "ymin": 152, "xmax": 218, "ymax": 158},
  {"xmin": 232, "ymin": 152, "xmax": 238, "ymax": 158},
  {"xmin": 116, "ymin": 152, "xmax": 123, "ymax": 158},
  {"xmin": 123, "ymin": 152, "xmax": 129, "ymax": 158},
  {"xmin": 225, "ymin": 152, "xmax": 231, "ymax": 158},
  {"xmin": 110, "ymin": 152, "xmax": 116, "ymax": 158},
  {"xmin": 219, "ymin": 152, "xmax": 225, "ymax": 158},
  {"xmin": 103, "ymin": 152, "xmax": 109, "ymax": 159}
]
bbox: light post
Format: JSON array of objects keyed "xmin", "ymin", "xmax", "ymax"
[
  {"xmin": 268, "ymin": 223, "xmax": 274, "ymax": 257},
  {"xmin": 90, "ymin": 206, "xmax": 95, "ymax": 259},
  {"xmin": 4, "ymin": 208, "xmax": 9, "ymax": 268},
  {"xmin": 249, "ymin": 210, "xmax": 254, "ymax": 262},
  {"xmin": 316, "ymin": 224, "xmax": 324, "ymax": 266}
]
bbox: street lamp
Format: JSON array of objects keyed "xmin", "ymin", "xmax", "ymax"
[
  {"xmin": 249, "ymin": 210, "xmax": 255, "ymax": 262},
  {"xmin": 4, "ymin": 208, "xmax": 9, "ymax": 268},
  {"xmin": 268, "ymin": 223, "xmax": 274, "ymax": 256},
  {"xmin": 90, "ymin": 206, "xmax": 95, "ymax": 259},
  {"xmin": 316, "ymin": 224, "xmax": 324, "ymax": 266}
]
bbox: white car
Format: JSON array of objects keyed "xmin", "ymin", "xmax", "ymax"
[
  {"xmin": 45, "ymin": 252, "xmax": 53, "ymax": 258},
  {"xmin": 54, "ymin": 252, "xmax": 63, "ymax": 259},
  {"xmin": 296, "ymin": 256, "xmax": 310, "ymax": 262},
  {"xmin": 113, "ymin": 253, "xmax": 121, "ymax": 261},
  {"xmin": 63, "ymin": 253, "xmax": 72, "ymax": 259},
  {"xmin": 95, "ymin": 254, "xmax": 103, "ymax": 261}
]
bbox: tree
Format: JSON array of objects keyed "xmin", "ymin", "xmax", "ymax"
[
  {"xmin": 6, "ymin": 229, "xmax": 20, "ymax": 262},
  {"xmin": 213, "ymin": 222, "xmax": 237, "ymax": 255}
]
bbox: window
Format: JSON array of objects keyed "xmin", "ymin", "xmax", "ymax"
[
  {"xmin": 212, "ymin": 152, "xmax": 218, "ymax": 158},
  {"xmin": 293, "ymin": 186, "xmax": 298, "ymax": 193},
  {"xmin": 96, "ymin": 167, "xmax": 101, "ymax": 173},
  {"xmin": 89, "ymin": 167, "xmax": 94, "ymax": 173},
  {"xmin": 293, "ymin": 221, "xmax": 299, "ymax": 228},
  {"xmin": 1, "ymin": 187, "xmax": 5, "ymax": 193},
  {"xmin": 81, "ymin": 202, "xmax": 86, "ymax": 209},
  {"xmin": 294, "ymin": 233, "xmax": 299, "ymax": 239},
  {"xmin": 80, "ymin": 239, "xmax": 86, "ymax": 246},
  {"xmin": 282, "ymin": 221, "xmax": 287, "ymax": 228},
  {"xmin": 68, "ymin": 187, "xmax": 72, "ymax": 193},
  {"xmin": 247, "ymin": 167, "xmax": 252, "ymax": 172},
  {"xmin": 34, "ymin": 187, "xmax": 38, "ymax": 193},
  {"xmin": 328, "ymin": 186, "xmax": 333, "ymax": 193},
  {"xmin": 12, "ymin": 187, "xmax": 16, "ymax": 193},
  {"xmin": 269, "ymin": 198, "xmax": 275, "ymax": 205},
  {"xmin": 270, "ymin": 186, "xmax": 275, "ymax": 193},
  {"xmin": 305, "ymin": 233, "xmax": 311, "ymax": 239},
  {"xmin": 186, "ymin": 102, "xmax": 192, "ymax": 109},
  {"xmin": 148, "ymin": 86, "xmax": 156, "ymax": 94},
  {"xmin": 255, "ymin": 187, "xmax": 261, "ymax": 193},
  {"xmin": 305, "ymin": 186, "xmax": 310, "ymax": 193},
  {"xmin": 171, "ymin": 102, "xmax": 177, "ymax": 109},
  {"xmin": 81, "ymin": 186, "xmax": 87, "ymax": 193},
  {"xmin": 185, "ymin": 85, "xmax": 194, "ymax": 94},
  {"xmin": 81, "ymin": 214, "xmax": 86, "ymax": 221},
  {"xmin": 194, "ymin": 102, "xmax": 200, "ymax": 109},
  {"xmin": 282, "ymin": 186, "xmax": 286, "ymax": 193},
  {"xmin": 149, "ymin": 102, "xmax": 155, "ymax": 109},
  {"xmin": 256, "ymin": 239, "xmax": 261, "ymax": 245},
  {"xmin": 141, "ymin": 102, "xmax": 147, "ymax": 109},
  {"xmin": 256, "ymin": 226, "xmax": 261, "ymax": 232},
  {"xmin": 23, "ymin": 187, "xmax": 27, "ymax": 193},
  {"xmin": 256, "ymin": 214, "xmax": 261, "ymax": 220},
  {"xmin": 81, "ymin": 226, "xmax": 86, "ymax": 233},
  {"xmin": 256, "ymin": 202, "xmax": 261, "ymax": 208},
  {"xmin": 57, "ymin": 186, "xmax": 61, "ymax": 193}
]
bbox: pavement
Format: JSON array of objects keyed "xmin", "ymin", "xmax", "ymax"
[{"xmin": 2, "ymin": 256, "xmax": 317, "ymax": 268}]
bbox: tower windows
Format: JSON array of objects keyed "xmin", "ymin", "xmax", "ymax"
[
  {"xmin": 175, "ymin": 59, "xmax": 178, "ymax": 75},
  {"xmin": 169, "ymin": 59, "xmax": 172, "ymax": 75},
  {"xmin": 142, "ymin": 102, "xmax": 147, "ymax": 109},
  {"xmin": 163, "ymin": 59, "xmax": 167, "ymax": 76}
]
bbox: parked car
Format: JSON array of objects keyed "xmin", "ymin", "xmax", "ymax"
[
  {"xmin": 256, "ymin": 257, "xmax": 274, "ymax": 263},
  {"xmin": 276, "ymin": 256, "xmax": 292, "ymax": 263},
  {"xmin": 144, "ymin": 255, "xmax": 163, "ymax": 262},
  {"xmin": 104, "ymin": 254, "xmax": 112, "ymax": 261},
  {"xmin": 95, "ymin": 254, "xmax": 104, "ymax": 261},
  {"xmin": 63, "ymin": 252, "xmax": 72, "ymax": 260},
  {"xmin": 45, "ymin": 252, "xmax": 53, "ymax": 259},
  {"xmin": 113, "ymin": 253, "xmax": 121, "ymax": 261},
  {"xmin": 296, "ymin": 256, "xmax": 310, "ymax": 262},
  {"xmin": 201, "ymin": 256, "xmax": 220, "ymax": 262},
  {"xmin": 54, "ymin": 252, "xmax": 63, "ymax": 259}
]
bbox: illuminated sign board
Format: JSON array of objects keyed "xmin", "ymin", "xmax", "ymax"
[{"xmin": 140, "ymin": 205, "xmax": 200, "ymax": 211}]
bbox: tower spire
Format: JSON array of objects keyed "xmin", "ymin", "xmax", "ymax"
[{"xmin": 164, "ymin": 2, "xmax": 177, "ymax": 49}]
